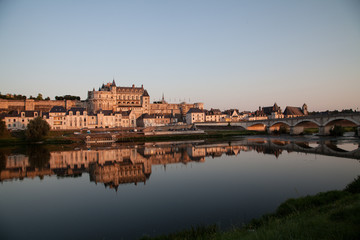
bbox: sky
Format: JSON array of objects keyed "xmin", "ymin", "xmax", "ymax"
[{"xmin": 0, "ymin": 0, "xmax": 359, "ymax": 112}]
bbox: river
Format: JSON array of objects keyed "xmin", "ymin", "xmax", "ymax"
[{"xmin": 0, "ymin": 136, "xmax": 359, "ymax": 239}]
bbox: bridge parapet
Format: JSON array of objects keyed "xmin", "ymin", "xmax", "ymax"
[{"xmin": 242, "ymin": 112, "xmax": 360, "ymax": 135}]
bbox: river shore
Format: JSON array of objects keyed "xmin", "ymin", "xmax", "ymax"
[{"xmin": 140, "ymin": 176, "xmax": 360, "ymax": 240}]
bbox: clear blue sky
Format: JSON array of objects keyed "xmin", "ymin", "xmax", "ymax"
[{"xmin": 0, "ymin": 0, "xmax": 359, "ymax": 112}]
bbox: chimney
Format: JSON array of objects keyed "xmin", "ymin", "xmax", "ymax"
[{"xmin": 132, "ymin": 84, "xmax": 135, "ymax": 88}]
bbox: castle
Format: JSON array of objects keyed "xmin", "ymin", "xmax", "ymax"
[
  {"xmin": 2, "ymin": 80, "xmax": 204, "ymax": 130},
  {"xmin": 87, "ymin": 80, "xmax": 203, "ymax": 118}
]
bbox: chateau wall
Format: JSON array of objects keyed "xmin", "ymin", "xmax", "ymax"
[{"xmin": 0, "ymin": 99, "xmax": 81, "ymax": 112}]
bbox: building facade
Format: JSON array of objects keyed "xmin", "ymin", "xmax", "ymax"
[
  {"xmin": 186, "ymin": 108, "xmax": 205, "ymax": 124},
  {"xmin": 87, "ymin": 80, "xmax": 150, "ymax": 115}
]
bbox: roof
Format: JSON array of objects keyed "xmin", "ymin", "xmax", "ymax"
[
  {"xmin": 143, "ymin": 90, "xmax": 149, "ymax": 97},
  {"xmin": 262, "ymin": 103, "xmax": 281, "ymax": 115},
  {"xmin": 120, "ymin": 110, "xmax": 132, "ymax": 117},
  {"xmin": 4, "ymin": 111, "xmax": 40, "ymax": 118},
  {"xmin": 67, "ymin": 107, "xmax": 86, "ymax": 115},
  {"xmin": 141, "ymin": 113, "xmax": 171, "ymax": 119},
  {"xmin": 50, "ymin": 106, "xmax": 66, "ymax": 113},
  {"xmin": 187, "ymin": 108, "xmax": 204, "ymax": 114},
  {"xmin": 24, "ymin": 111, "xmax": 40, "ymax": 117},
  {"xmin": 99, "ymin": 110, "xmax": 113, "ymax": 116},
  {"xmin": 283, "ymin": 106, "xmax": 304, "ymax": 116}
]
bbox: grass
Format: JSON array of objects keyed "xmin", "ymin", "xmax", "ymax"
[
  {"xmin": 140, "ymin": 176, "xmax": 360, "ymax": 240},
  {"xmin": 303, "ymin": 128, "xmax": 319, "ymax": 134}
]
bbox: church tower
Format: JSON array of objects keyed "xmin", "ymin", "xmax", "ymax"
[{"xmin": 302, "ymin": 103, "xmax": 308, "ymax": 115}]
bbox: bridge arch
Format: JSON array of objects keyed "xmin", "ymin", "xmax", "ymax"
[
  {"xmin": 323, "ymin": 117, "xmax": 360, "ymax": 127},
  {"xmin": 269, "ymin": 121, "xmax": 291, "ymax": 134},
  {"xmin": 294, "ymin": 119, "xmax": 320, "ymax": 127},
  {"xmin": 319, "ymin": 118, "xmax": 359, "ymax": 136}
]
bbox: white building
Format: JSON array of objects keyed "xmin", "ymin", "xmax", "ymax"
[
  {"xmin": 3, "ymin": 111, "xmax": 40, "ymax": 130},
  {"xmin": 186, "ymin": 108, "xmax": 205, "ymax": 124}
]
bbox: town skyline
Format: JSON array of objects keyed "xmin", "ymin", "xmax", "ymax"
[{"xmin": 1, "ymin": 0, "xmax": 359, "ymax": 111}]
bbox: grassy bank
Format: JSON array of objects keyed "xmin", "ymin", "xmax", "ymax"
[
  {"xmin": 140, "ymin": 176, "xmax": 360, "ymax": 240},
  {"xmin": 0, "ymin": 129, "xmax": 264, "ymax": 146}
]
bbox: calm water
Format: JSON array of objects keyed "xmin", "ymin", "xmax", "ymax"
[{"xmin": 1, "ymin": 136, "xmax": 359, "ymax": 240}]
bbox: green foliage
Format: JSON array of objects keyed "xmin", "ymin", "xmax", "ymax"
[
  {"xmin": 141, "ymin": 177, "xmax": 360, "ymax": 240},
  {"xmin": 0, "ymin": 120, "xmax": 7, "ymax": 136},
  {"xmin": 329, "ymin": 125, "xmax": 344, "ymax": 136},
  {"xmin": 55, "ymin": 95, "xmax": 80, "ymax": 100},
  {"xmin": 25, "ymin": 117, "xmax": 50, "ymax": 142},
  {"xmin": 0, "ymin": 93, "xmax": 27, "ymax": 100},
  {"xmin": 36, "ymin": 93, "xmax": 43, "ymax": 100},
  {"xmin": 345, "ymin": 176, "xmax": 360, "ymax": 194},
  {"xmin": 274, "ymin": 191, "xmax": 348, "ymax": 218},
  {"xmin": 139, "ymin": 225, "xmax": 218, "ymax": 240}
]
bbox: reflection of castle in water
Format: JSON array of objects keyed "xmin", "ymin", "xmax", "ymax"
[{"xmin": 1, "ymin": 138, "xmax": 359, "ymax": 189}]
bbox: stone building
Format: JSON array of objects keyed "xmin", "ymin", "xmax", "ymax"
[
  {"xmin": 87, "ymin": 80, "xmax": 150, "ymax": 115},
  {"xmin": 87, "ymin": 81, "xmax": 203, "ymax": 120},
  {"xmin": 3, "ymin": 111, "xmax": 40, "ymax": 130},
  {"xmin": 186, "ymin": 108, "xmax": 205, "ymax": 124},
  {"xmin": 262, "ymin": 103, "xmax": 284, "ymax": 119},
  {"xmin": 283, "ymin": 104, "xmax": 308, "ymax": 118},
  {"xmin": 0, "ymin": 98, "xmax": 82, "ymax": 113},
  {"xmin": 204, "ymin": 109, "xmax": 226, "ymax": 122},
  {"xmin": 41, "ymin": 106, "xmax": 137, "ymax": 130}
]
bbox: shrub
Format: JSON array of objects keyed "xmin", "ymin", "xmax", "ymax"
[
  {"xmin": 329, "ymin": 125, "xmax": 344, "ymax": 136},
  {"xmin": 0, "ymin": 120, "xmax": 7, "ymax": 136},
  {"xmin": 25, "ymin": 117, "xmax": 50, "ymax": 142},
  {"xmin": 345, "ymin": 176, "xmax": 360, "ymax": 194}
]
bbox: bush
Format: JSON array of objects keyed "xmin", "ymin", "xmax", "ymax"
[
  {"xmin": 329, "ymin": 125, "xmax": 344, "ymax": 136},
  {"xmin": 345, "ymin": 176, "xmax": 360, "ymax": 194},
  {"xmin": 25, "ymin": 117, "xmax": 50, "ymax": 142},
  {"xmin": 0, "ymin": 120, "xmax": 7, "ymax": 137}
]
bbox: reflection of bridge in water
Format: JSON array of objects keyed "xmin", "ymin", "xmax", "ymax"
[
  {"xmin": 233, "ymin": 138, "xmax": 360, "ymax": 160},
  {"xmin": 1, "ymin": 138, "xmax": 359, "ymax": 189}
]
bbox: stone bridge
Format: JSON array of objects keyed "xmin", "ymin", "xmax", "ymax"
[{"xmin": 196, "ymin": 112, "xmax": 360, "ymax": 135}]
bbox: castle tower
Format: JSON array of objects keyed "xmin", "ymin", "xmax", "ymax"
[{"xmin": 302, "ymin": 103, "xmax": 308, "ymax": 115}]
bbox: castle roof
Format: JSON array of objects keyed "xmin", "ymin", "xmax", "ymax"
[
  {"xmin": 50, "ymin": 106, "xmax": 66, "ymax": 113},
  {"xmin": 187, "ymin": 108, "xmax": 204, "ymax": 114},
  {"xmin": 67, "ymin": 107, "xmax": 86, "ymax": 115},
  {"xmin": 283, "ymin": 106, "xmax": 304, "ymax": 116},
  {"xmin": 143, "ymin": 90, "xmax": 149, "ymax": 97},
  {"xmin": 262, "ymin": 103, "xmax": 281, "ymax": 115}
]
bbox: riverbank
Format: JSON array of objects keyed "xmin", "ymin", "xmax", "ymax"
[
  {"xmin": 0, "ymin": 129, "xmax": 265, "ymax": 146},
  {"xmin": 140, "ymin": 176, "xmax": 360, "ymax": 240}
]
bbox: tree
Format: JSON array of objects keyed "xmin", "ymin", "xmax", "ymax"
[
  {"xmin": 25, "ymin": 117, "xmax": 50, "ymax": 142},
  {"xmin": 36, "ymin": 93, "xmax": 43, "ymax": 100},
  {"xmin": 329, "ymin": 125, "xmax": 344, "ymax": 137},
  {"xmin": 0, "ymin": 120, "xmax": 6, "ymax": 137}
]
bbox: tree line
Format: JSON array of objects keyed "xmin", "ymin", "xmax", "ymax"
[{"xmin": 0, "ymin": 93, "xmax": 81, "ymax": 101}]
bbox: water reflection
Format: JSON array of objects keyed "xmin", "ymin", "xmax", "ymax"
[{"xmin": 1, "ymin": 137, "xmax": 359, "ymax": 190}]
